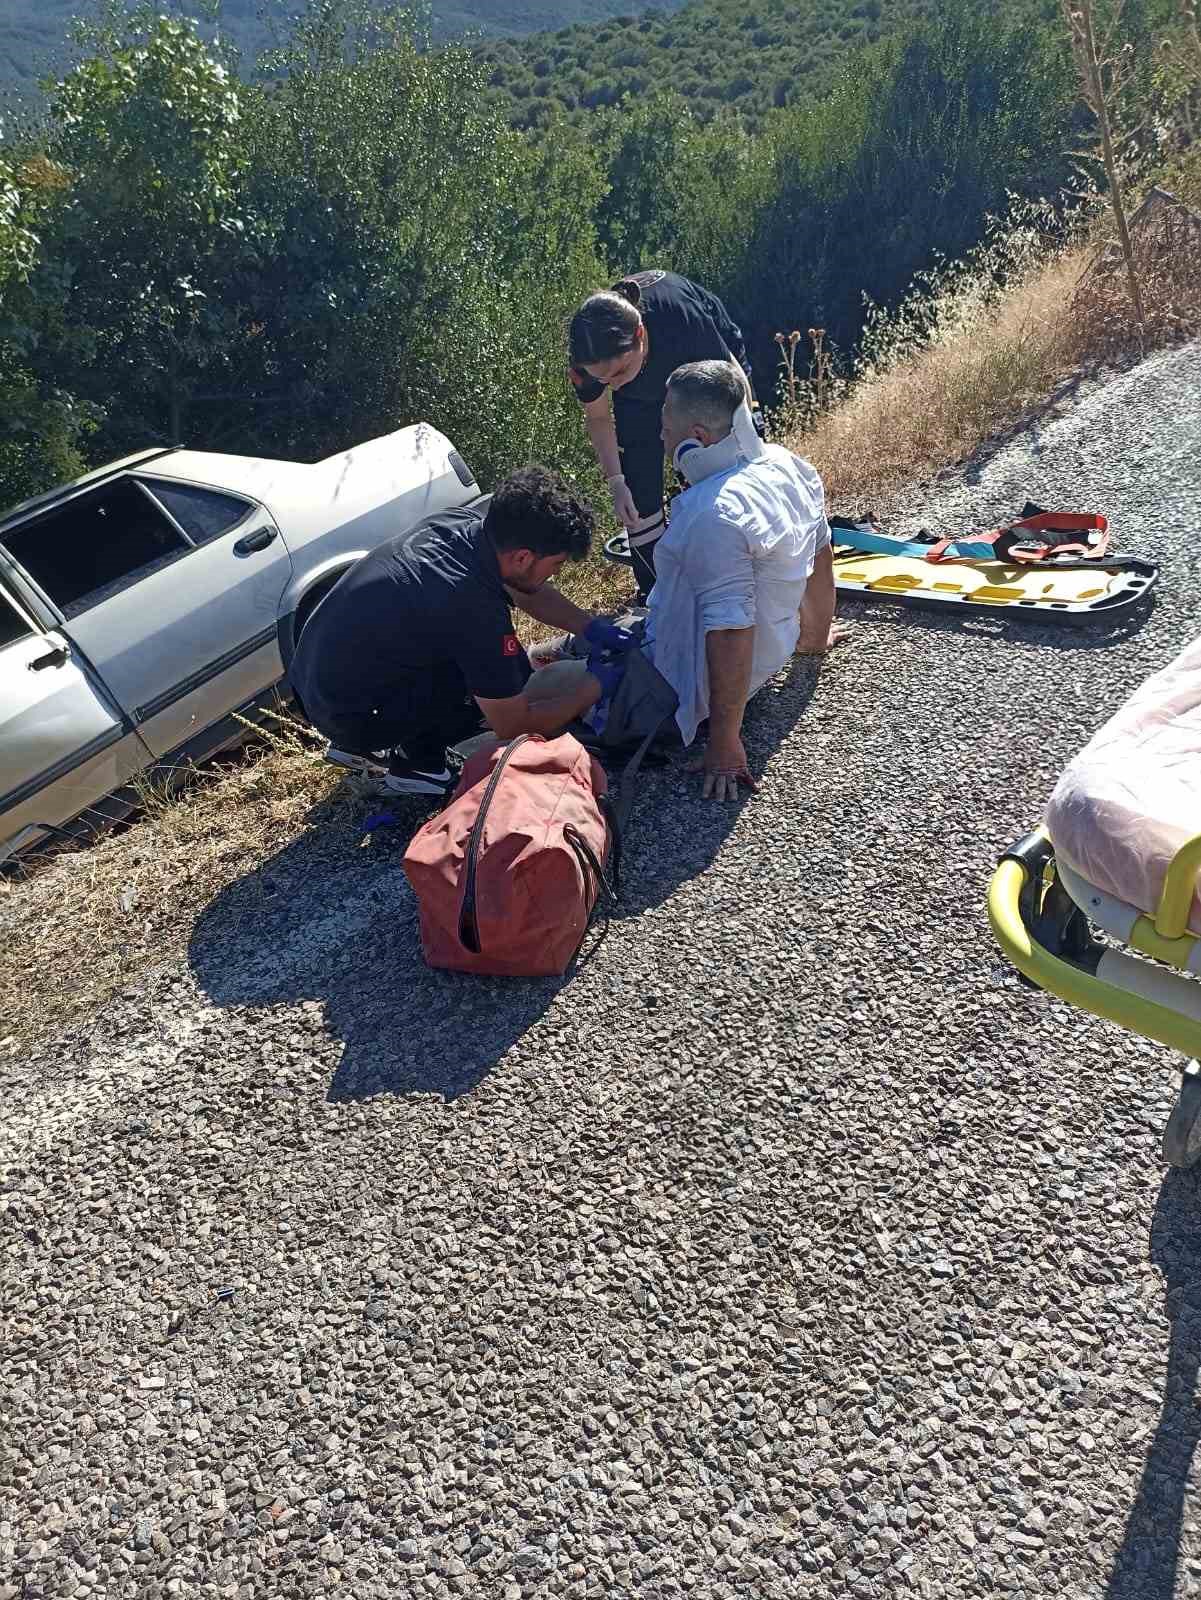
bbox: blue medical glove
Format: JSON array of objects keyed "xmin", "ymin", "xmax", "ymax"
[
  {"xmin": 587, "ymin": 657, "xmax": 625, "ymax": 705},
  {"xmin": 583, "ymin": 616, "xmax": 638, "ymax": 655}
]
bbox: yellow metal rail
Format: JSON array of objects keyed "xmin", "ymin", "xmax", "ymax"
[
  {"xmin": 988, "ymin": 849, "xmax": 1201, "ymax": 1060},
  {"xmin": 1153, "ymin": 831, "xmax": 1201, "ymax": 941}
]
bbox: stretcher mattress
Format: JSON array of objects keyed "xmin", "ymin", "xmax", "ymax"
[{"xmin": 1046, "ymin": 633, "xmax": 1201, "ymax": 936}]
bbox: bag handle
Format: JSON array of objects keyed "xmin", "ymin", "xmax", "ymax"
[
  {"xmin": 597, "ymin": 793, "xmax": 623, "ymax": 898},
  {"xmin": 564, "ymin": 818, "xmax": 620, "ymax": 969},
  {"xmin": 565, "ymin": 824, "xmax": 619, "ymax": 911}
]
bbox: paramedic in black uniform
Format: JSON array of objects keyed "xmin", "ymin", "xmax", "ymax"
[
  {"xmin": 568, "ymin": 270, "xmax": 764, "ymax": 598},
  {"xmin": 289, "ymin": 467, "xmax": 633, "ymax": 798}
]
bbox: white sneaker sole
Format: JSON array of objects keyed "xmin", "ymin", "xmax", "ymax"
[
  {"xmin": 378, "ymin": 770, "xmax": 452, "ymax": 797},
  {"xmin": 325, "ymin": 747, "xmax": 389, "ymax": 776}
]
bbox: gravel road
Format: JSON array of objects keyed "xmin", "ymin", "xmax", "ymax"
[{"xmin": 4, "ymin": 343, "xmax": 1201, "ymax": 1600}]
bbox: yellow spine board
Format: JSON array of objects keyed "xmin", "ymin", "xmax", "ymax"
[{"xmin": 834, "ymin": 550, "xmax": 1128, "ymax": 608}]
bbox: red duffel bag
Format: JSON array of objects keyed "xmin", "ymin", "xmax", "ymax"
[{"xmin": 402, "ymin": 733, "xmax": 617, "ymax": 977}]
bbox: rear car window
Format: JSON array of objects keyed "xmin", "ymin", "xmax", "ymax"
[
  {"xmin": 142, "ymin": 480, "xmax": 253, "ymax": 545},
  {"xmin": 1, "ymin": 479, "xmax": 188, "ymax": 619},
  {"xmin": 0, "ymin": 587, "xmax": 33, "ymax": 651}
]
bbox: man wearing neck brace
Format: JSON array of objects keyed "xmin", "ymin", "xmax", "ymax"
[
  {"xmin": 534, "ymin": 359, "xmax": 841, "ymax": 798},
  {"xmin": 642, "ymin": 359, "xmax": 840, "ymax": 797}
]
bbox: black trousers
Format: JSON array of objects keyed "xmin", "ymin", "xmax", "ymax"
[
  {"xmin": 614, "ymin": 401, "xmax": 668, "ymax": 598},
  {"xmin": 302, "ymin": 666, "xmax": 486, "ymax": 771}
]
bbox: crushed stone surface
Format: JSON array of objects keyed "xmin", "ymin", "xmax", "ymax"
[{"xmin": 4, "ymin": 344, "xmax": 1201, "ymax": 1598}]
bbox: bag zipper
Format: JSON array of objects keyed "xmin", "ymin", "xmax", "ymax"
[{"xmin": 459, "ymin": 734, "xmax": 530, "ymax": 953}]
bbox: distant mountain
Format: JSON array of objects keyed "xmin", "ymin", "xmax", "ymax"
[
  {"xmin": 434, "ymin": 0, "xmax": 685, "ymax": 37},
  {"xmin": 476, "ymin": 0, "xmax": 938, "ymax": 132},
  {"xmin": 0, "ymin": 0, "xmax": 689, "ymax": 94}
]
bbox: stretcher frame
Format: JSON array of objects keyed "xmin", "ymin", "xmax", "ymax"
[
  {"xmin": 831, "ymin": 547, "xmax": 1158, "ymax": 626},
  {"xmin": 989, "ymin": 829, "xmax": 1201, "ymax": 1166}
]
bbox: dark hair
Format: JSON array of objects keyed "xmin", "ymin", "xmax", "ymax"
[
  {"xmin": 665, "ymin": 359, "xmax": 745, "ymax": 433},
  {"xmin": 485, "ymin": 466, "xmax": 596, "ymax": 560},
  {"xmin": 568, "ymin": 289, "xmax": 642, "ymax": 368}
]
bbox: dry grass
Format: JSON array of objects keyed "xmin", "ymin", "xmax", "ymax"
[
  {"xmin": 789, "ymin": 246, "xmax": 1090, "ymax": 506},
  {"xmin": 1070, "ymin": 207, "xmax": 1201, "ymax": 358},
  {"xmin": 790, "ymin": 175, "xmax": 1201, "ymax": 507},
  {"xmin": 0, "ymin": 711, "xmax": 350, "ymax": 1055},
  {"xmin": 5, "ymin": 182, "xmax": 1199, "ymax": 1053},
  {"xmin": 529, "ymin": 547, "xmax": 631, "ymax": 641}
]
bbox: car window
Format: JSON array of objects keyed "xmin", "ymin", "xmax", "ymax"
[
  {"xmin": 142, "ymin": 479, "xmax": 253, "ymax": 545},
  {"xmin": 1, "ymin": 479, "xmax": 189, "ymax": 620},
  {"xmin": 0, "ymin": 587, "xmax": 34, "ymax": 651}
]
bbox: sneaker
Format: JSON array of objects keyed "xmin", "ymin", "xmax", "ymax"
[
  {"xmin": 325, "ymin": 745, "xmax": 390, "ymax": 776},
  {"xmin": 379, "ymin": 756, "xmax": 453, "ymax": 798}
]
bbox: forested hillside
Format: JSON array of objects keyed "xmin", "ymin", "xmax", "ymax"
[
  {"xmin": 0, "ymin": 0, "xmax": 1189, "ymax": 515},
  {"xmin": 477, "ymin": 0, "xmax": 936, "ymax": 131},
  {"xmin": 0, "ymin": 0, "xmax": 688, "ymax": 92}
]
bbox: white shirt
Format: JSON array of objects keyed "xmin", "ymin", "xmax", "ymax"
[{"xmin": 645, "ymin": 441, "xmax": 831, "ymax": 746}]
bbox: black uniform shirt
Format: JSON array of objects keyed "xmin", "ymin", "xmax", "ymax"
[{"xmin": 291, "ymin": 506, "xmax": 531, "ymax": 723}]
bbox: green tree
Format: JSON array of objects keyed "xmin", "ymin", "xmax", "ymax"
[
  {"xmin": 32, "ymin": 7, "xmax": 249, "ymax": 451},
  {"xmin": 710, "ymin": 0, "xmax": 1077, "ymax": 393},
  {"xmin": 594, "ymin": 92, "xmax": 696, "ymax": 268},
  {"xmin": 0, "ymin": 146, "xmax": 90, "ymax": 507},
  {"xmin": 234, "ymin": 1, "xmax": 607, "ymax": 481},
  {"xmin": 4, "ymin": 0, "xmax": 610, "ymax": 498},
  {"xmin": 0, "ymin": 150, "xmax": 41, "ymax": 286}
]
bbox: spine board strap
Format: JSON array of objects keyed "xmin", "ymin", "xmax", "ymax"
[
  {"xmin": 830, "ymin": 512, "xmax": 1110, "ymax": 566},
  {"xmin": 924, "ymin": 512, "xmax": 1110, "ymax": 565}
]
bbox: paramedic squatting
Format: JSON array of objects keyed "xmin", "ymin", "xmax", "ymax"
[
  {"xmin": 647, "ymin": 359, "xmax": 844, "ymax": 800},
  {"xmin": 287, "ymin": 467, "xmax": 630, "ymax": 800}
]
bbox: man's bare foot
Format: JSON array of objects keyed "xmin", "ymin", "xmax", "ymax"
[{"xmin": 795, "ymin": 619, "xmax": 853, "ymax": 656}]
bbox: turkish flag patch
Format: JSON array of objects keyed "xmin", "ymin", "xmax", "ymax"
[{"xmin": 501, "ymin": 633, "xmax": 520, "ymax": 657}]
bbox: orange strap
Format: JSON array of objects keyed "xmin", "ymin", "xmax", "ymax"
[
  {"xmin": 1013, "ymin": 512, "xmax": 1108, "ymax": 533},
  {"xmin": 924, "ymin": 512, "xmax": 1109, "ymax": 565},
  {"xmin": 1005, "ymin": 512, "xmax": 1109, "ymax": 564}
]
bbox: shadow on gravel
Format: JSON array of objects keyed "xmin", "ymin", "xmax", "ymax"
[
  {"xmin": 1106, "ymin": 1167, "xmax": 1201, "ymax": 1600},
  {"xmin": 610, "ymin": 655, "xmax": 821, "ymax": 916},
  {"xmin": 836, "ymin": 590, "xmax": 1157, "ymax": 654},
  {"xmin": 187, "ymin": 780, "xmax": 572, "ymax": 1102},
  {"xmin": 187, "ymin": 660, "xmax": 823, "ymax": 1103}
]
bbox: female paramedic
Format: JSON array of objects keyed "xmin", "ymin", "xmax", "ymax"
[{"xmin": 567, "ymin": 269, "xmax": 764, "ymax": 598}]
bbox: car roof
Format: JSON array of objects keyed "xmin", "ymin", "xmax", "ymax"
[{"xmin": 0, "ymin": 447, "xmax": 180, "ymax": 534}]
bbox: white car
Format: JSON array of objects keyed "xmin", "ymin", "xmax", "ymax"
[{"xmin": 0, "ymin": 423, "xmax": 481, "ymax": 860}]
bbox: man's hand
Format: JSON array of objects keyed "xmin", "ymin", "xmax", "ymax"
[
  {"xmin": 608, "ymin": 474, "xmax": 640, "ymax": 529},
  {"xmin": 699, "ymin": 626, "xmax": 756, "ymax": 800},
  {"xmin": 588, "ymin": 659, "xmax": 625, "ymax": 705},
  {"xmin": 795, "ymin": 618, "xmax": 853, "ymax": 656},
  {"xmin": 796, "ymin": 546, "xmax": 842, "ymax": 655},
  {"xmin": 583, "ymin": 616, "xmax": 639, "ymax": 655},
  {"xmin": 688, "ymin": 735, "xmax": 759, "ymax": 802}
]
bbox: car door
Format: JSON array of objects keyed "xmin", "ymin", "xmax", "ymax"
[
  {"xmin": 0, "ymin": 473, "xmax": 294, "ymax": 760},
  {"xmin": 0, "ymin": 575, "xmax": 149, "ymax": 860}
]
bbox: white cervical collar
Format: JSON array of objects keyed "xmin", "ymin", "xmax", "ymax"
[{"xmin": 672, "ymin": 400, "xmax": 766, "ymax": 485}]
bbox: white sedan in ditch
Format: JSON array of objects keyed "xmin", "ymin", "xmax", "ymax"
[{"xmin": 0, "ymin": 424, "xmax": 482, "ymax": 860}]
